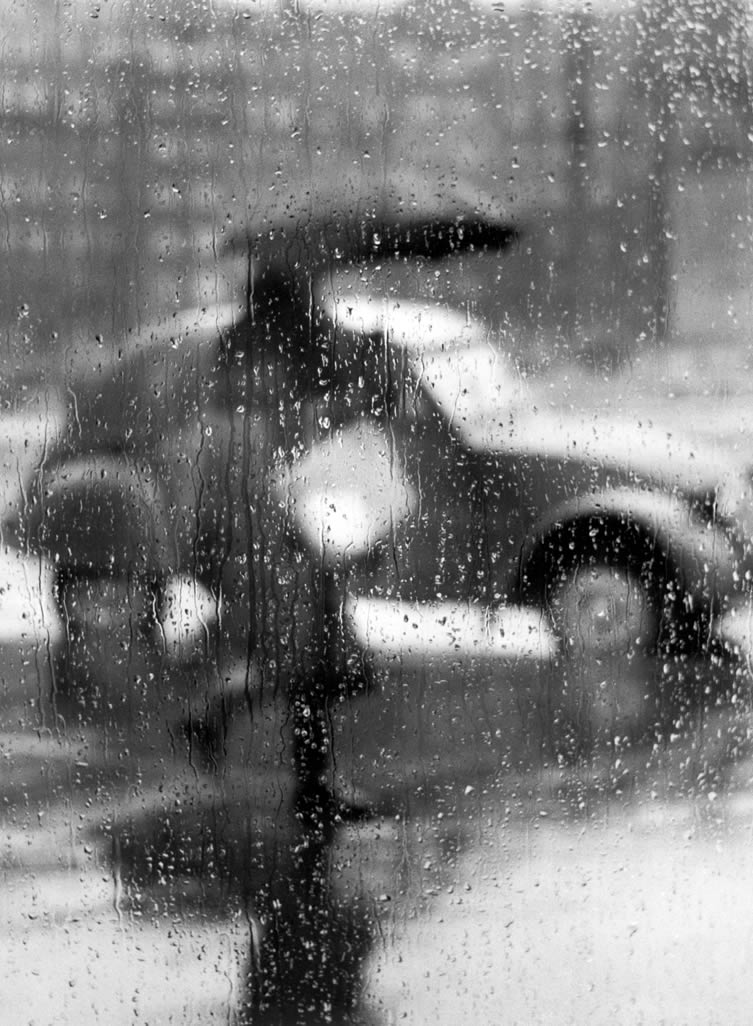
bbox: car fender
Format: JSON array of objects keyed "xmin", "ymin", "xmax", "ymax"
[
  {"xmin": 28, "ymin": 452, "xmax": 171, "ymax": 577},
  {"xmin": 515, "ymin": 486, "xmax": 740, "ymax": 619}
]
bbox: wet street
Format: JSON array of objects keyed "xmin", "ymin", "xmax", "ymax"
[
  {"xmin": 348, "ymin": 770, "xmax": 753, "ymax": 1025},
  {"xmin": 326, "ymin": 641, "xmax": 753, "ymax": 1024},
  {"xmin": 3, "ymin": 615, "xmax": 753, "ymax": 1022}
]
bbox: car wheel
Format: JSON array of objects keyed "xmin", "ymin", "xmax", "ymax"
[
  {"xmin": 524, "ymin": 519, "xmax": 667, "ymax": 753},
  {"xmin": 549, "ymin": 560, "xmax": 661, "ymax": 745},
  {"xmin": 30, "ymin": 453, "xmax": 171, "ymax": 720},
  {"xmin": 54, "ymin": 570, "xmax": 158, "ymax": 722},
  {"xmin": 550, "ymin": 561, "xmax": 657, "ymax": 662}
]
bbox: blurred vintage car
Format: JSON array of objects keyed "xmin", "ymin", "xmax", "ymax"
[{"xmin": 3, "ymin": 193, "xmax": 753, "ymax": 753}]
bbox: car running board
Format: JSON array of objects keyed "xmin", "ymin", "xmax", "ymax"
[
  {"xmin": 344, "ymin": 595, "xmax": 558, "ymax": 664},
  {"xmin": 0, "ymin": 548, "xmax": 63, "ymax": 646}
]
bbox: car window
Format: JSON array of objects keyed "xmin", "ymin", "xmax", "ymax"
[{"xmin": 2, "ymin": 1, "xmax": 753, "ymax": 1022}]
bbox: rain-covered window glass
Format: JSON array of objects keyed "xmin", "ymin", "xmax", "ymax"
[{"xmin": 3, "ymin": 0, "xmax": 753, "ymax": 1022}]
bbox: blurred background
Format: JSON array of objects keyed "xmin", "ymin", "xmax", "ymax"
[
  {"xmin": 2, "ymin": 0, "xmax": 751, "ymax": 380},
  {"xmin": 3, "ymin": 0, "xmax": 753, "ymax": 1022}
]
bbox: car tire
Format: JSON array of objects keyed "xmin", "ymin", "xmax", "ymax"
[
  {"xmin": 53, "ymin": 569, "xmax": 157, "ymax": 721},
  {"xmin": 521, "ymin": 517, "xmax": 669, "ymax": 753},
  {"xmin": 29, "ymin": 453, "xmax": 170, "ymax": 720}
]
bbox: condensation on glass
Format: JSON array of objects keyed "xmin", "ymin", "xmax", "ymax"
[{"xmin": 1, "ymin": 1, "xmax": 752, "ymax": 1023}]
